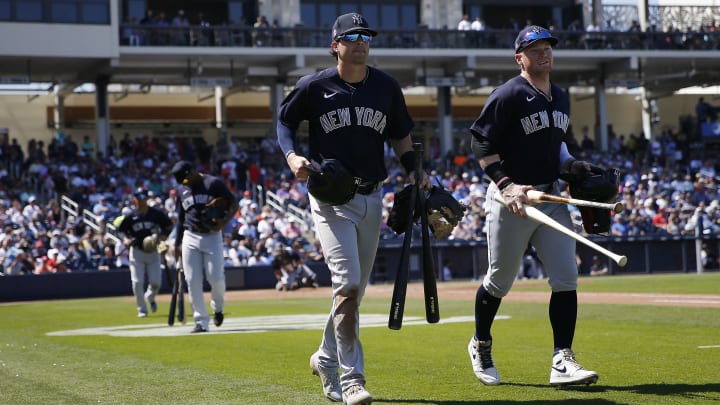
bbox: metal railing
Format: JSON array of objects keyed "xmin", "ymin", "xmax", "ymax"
[
  {"xmin": 119, "ymin": 25, "xmax": 720, "ymax": 51},
  {"xmin": 262, "ymin": 187, "xmax": 313, "ymax": 233},
  {"xmin": 60, "ymin": 195, "xmax": 121, "ymax": 245}
]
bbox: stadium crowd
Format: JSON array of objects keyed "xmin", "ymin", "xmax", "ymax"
[{"xmin": 1, "ymin": 122, "xmax": 719, "ymax": 276}]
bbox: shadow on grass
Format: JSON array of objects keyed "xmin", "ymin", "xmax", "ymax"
[
  {"xmin": 373, "ymin": 400, "xmax": 617, "ymax": 404},
  {"xmin": 607, "ymin": 382, "xmax": 720, "ymax": 401},
  {"xmin": 373, "ymin": 382, "xmax": 720, "ymax": 404}
]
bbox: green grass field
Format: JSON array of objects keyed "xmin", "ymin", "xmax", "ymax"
[{"xmin": 1, "ymin": 273, "xmax": 719, "ymax": 404}]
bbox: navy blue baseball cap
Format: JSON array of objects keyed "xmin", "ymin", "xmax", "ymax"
[
  {"xmin": 332, "ymin": 13, "xmax": 377, "ymax": 40},
  {"xmin": 515, "ymin": 25, "xmax": 558, "ymax": 54}
]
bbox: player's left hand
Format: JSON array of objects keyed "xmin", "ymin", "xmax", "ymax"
[
  {"xmin": 407, "ymin": 170, "xmax": 430, "ymax": 190},
  {"xmin": 500, "ymin": 183, "xmax": 534, "ymax": 218}
]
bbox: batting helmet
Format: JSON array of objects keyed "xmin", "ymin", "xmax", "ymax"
[{"xmin": 171, "ymin": 160, "xmax": 193, "ymax": 184}]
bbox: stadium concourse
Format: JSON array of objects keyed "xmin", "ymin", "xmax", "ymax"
[{"xmin": 0, "ymin": 126, "xmax": 719, "ymax": 277}]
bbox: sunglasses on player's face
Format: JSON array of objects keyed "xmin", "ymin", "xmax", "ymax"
[{"xmin": 337, "ymin": 33, "xmax": 372, "ymax": 43}]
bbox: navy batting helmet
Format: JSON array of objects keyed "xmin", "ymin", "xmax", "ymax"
[{"xmin": 171, "ymin": 161, "xmax": 193, "ymax": 184}]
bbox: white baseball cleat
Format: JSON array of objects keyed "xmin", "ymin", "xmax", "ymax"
[
  {"xmin": 309, "ymin": 352, "xmax": 342, "ymax": 402},
  {"xmin": 342, "ymin": 384, "xmax": 372, "ymax": 405},
  {"xmin": 549, "ymin": 348, "xmax": 599, "ymax": 386},
  {"xmin": 468, "ymin": 336, "xmax": 500, "ymax": 385}
]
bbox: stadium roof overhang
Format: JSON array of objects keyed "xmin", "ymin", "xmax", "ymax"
[{"xmin": 1, "ymin": 47, "xmax": 719, "ymax": 98}]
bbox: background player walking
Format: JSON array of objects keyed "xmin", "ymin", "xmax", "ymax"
[
  {"xmin": 116, "ymin": 191, "xmax": 173, "ymax": 318},
  {"xmin": 467, "ymin": 25, "xmax": 600, "ymax": 387},
  {"xmin": 277, "ymin": 12, "xmax": 427, "ymax": 405},
  {"xmin": 171, "ymin": 161, "xmax": 237, "ymax": 333}
]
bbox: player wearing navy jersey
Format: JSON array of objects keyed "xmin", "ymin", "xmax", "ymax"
[
  {"xmin": 116, "ymin": 191, "xmax": 173, "ymax": 318},
  {"xmin": 171, "ymin": 161, "xmax": 237, "ymax": 333},
  {"xmin": 277, "ymin": 13, "xmax": 427, "ymax": 405},
  {"xmin": 467, "ymin": 26, "xmax": 599, "ymax": 387}
]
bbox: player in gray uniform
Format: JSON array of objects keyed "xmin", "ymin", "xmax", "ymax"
[
  {"xmin": 277, "ymin": 13, "xmax": 427, "ymax": 405},
  {"xmin": 171, "ymin": 161, "xmax": 237, "ymax": 333},
  {"xmin": 467, "ymin": 26, "xmax": 599, "ymax": 387},
  {"xmin": 116, "ymin": 191, "xmax": 173, "ymax": 318}
]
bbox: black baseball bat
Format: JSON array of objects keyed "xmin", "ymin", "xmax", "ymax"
[
  {"xmin": 163, "ymin": 252, "xmax": 177, "ymax": 326},
  {"xmin": 388, "ymin": 182, "xmax": 418, "ymax": 330},
  {"xmin": 177, "ymin": 265, "xmax": 186, "ymax": 325},
  {"xmin": 168, "ymin": 266, "xmax": 178, "ymax": 326},
  {"xmin": 418, "ymin": 184, "xmax": 440, "ymax": 323}
]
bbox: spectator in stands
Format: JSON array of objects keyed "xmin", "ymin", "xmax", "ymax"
[
  {"xmin": 97, "ymin": 245, "xmax": 118, "ymax": 271},
  {"xmin": 471, "ymin": 17, "xmax": 485, "ymax": 31},
  {"xmin": 442, "ymin": 259, "xmax": 453, "ymax": 281},
  {"xmin": 81, "ymin": 135, "xmax": 95, "ymax": 158},
  {"xmin": 247, "ymin": 249, "xmax": 270, "ymax": 266},
  {"xmin": 252, "ymin": 15, "xmax": 270, "ymax": 47},
  {"xmin": 610, "ymin": 213, "xmax": 629, "ymax": 237},
  {"xmin": 66, "ymin": 239, "xmax": 90, "ymax": 271},
  {"xmin": 171, "ymin": 9, "xmax": 190, "ymax": 45},
  {"xmin": 458, "ymin": 14, "xmax": 471, "ymax": 30},
  {"xmin": 22, "ymin": 195, "xmax": 41, "ymax": 220},
  {"xmin": 5, "ymin": 248, "xmax": 33, "ymax": 275},
  {"xmin": 589, "ymin": 255, "xmax": 609, "ymax": 276},
  {"xmin": 33, "ymin": 255, "xmax": 52, "ymax": 274}
]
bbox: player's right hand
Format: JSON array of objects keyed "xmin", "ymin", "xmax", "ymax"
[
  {"xmin": 500, "ymin": 183, "xmax": 533, "ymax": 218},
  {"xmin": 287, "ymin": 153, "xmax": 319, "ymax": 181}
]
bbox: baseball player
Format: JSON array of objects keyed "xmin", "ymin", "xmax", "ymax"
[
  {"xmin": 277, "ymin": 13, "xmax": 427, "ymax": 405},
  {"xmin": 171, "ymin": 160, "xmax": 237, "ymax": 333},
  {"xmin": 467, "ymin": 25, "xmax": 599, "ymax": 387},
  {"xmin": 116, "ymin": 191, "xmax": 173, "ymax": 318}
]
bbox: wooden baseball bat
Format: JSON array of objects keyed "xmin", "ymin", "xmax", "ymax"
[
  {"xmin": 527, "ymin": 190, "xmax": 624, "ymax": 213},
  {"xmin": 388, "ymin": 183, "xmax": 418, "ymax": 330},
  {"xmin": 493, "ymin": 192, "xmax": 628, "ymax": 267}
]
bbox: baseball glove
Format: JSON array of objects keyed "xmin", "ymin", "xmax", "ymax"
[
  {"xmin": 201, "ymin": 197, "xmax": 230, "ymax": 232},
  {"xmin": 142, "ymin": 234, "xmax": 159, "ymax": 253},
  {"xmin": 387, "ymin": 184, "xmax": 419, "ymax": 235},
  {"xmin": 425, "ymin": 186, "xmax": 466, "ymax": 238},
  {"xmin": 307, "ymin": 159, "xmax": 359, "ymax": 206}
]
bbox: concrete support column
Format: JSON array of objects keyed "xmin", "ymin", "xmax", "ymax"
[
  {"xmin": 94, "ymin": 75, "xmax": 110, "ymax": 159},
  {"xmin": 215, "ymin": 86, "xmax": 227, "ymax": 130},
  {"xmin": 637, "ymin": 0, "xmax": 649, "ymax": 30},
  {"xmin": 594, "ymin": 82, "xmax": 608, "ymax": 151},
  {"xmin": 641, "ymin": 87, "xmax": 653, "ymax": 140},
  {"xmin": 53, "ymin": 86, "xmax": 65, "ymax": 132},
  {"xmin": 420, "ymin": 0, "xmax": 462, "ymax": 29},
  {"xmin": 436, "ymin": 86, "xmax": 453, "ymax": 156}
]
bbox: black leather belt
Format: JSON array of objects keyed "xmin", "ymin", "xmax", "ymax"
[
  {"xmin": 356, "ymin": 181, "xmax": 380, "ymax": 195},
  {"xmin": 185, "ymin": 227, "xmax": 211, "ymax": 234}
]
